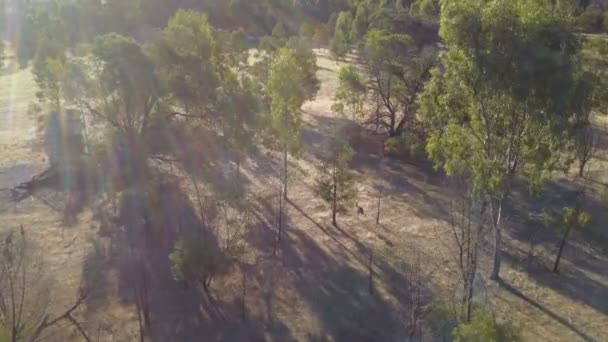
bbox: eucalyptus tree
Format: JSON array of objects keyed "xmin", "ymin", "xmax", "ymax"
[
  {"xmin": 315, "ymin": 137, "xmax": 357, "ymax": 226},
  {"xmin": 420, "ymin": 0, "xmax": 585, "ymax": 280},
  {"xmin": 267, "ymin": 47, "xmax": 313, "ymax": 240},
  {"xmin": 333, "ymin": 27, "xmax": 436, "ymax": 137}
]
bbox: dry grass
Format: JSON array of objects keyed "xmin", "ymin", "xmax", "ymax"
[{"xmin": 0, "ymin": 53, "xmax": 607, "ymax": 341}]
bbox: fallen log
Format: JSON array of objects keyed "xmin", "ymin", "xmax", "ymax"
[{"xmin": 11, "ymin": 166, "xmax": 60, "ymax": 202}]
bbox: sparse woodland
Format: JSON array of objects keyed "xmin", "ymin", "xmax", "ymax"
[{"xmin": 1, "ymin": 0, "xmax": 608, "ymax": 341}]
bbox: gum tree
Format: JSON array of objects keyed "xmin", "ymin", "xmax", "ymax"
[{"xmin": 420, "ymin": 0, "xmax": 584, "ymax": 280}]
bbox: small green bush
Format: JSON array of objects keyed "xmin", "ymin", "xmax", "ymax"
[
  {"xmin": 453, "ymin": 308, "xmax": 520, "ymax": 342},
  {"xmin": 384, "ymin": 131, "xmax": 426, "ymax": 159}
]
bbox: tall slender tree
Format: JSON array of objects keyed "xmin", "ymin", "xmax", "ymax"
[
  {"xmin": 315, "ymin": 137, "xmax": 357, "ymax": 226},
  {"xmin": 267, "ymin": 47, "xmax": 310, "ymax": 239}
]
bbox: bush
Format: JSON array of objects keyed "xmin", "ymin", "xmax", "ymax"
[
  {"xmin": 169, "ymin": 232, "xmax": 243, "ymax": 293},
  {"xmin": 430, "ymin": 302, "xmax": 460, "ymax": 341},
  {"xmin": 169, "ymin": 235, "xmax": 225, "ymax": 291},
  {"xmin": 576, "ymin": 6, "xmax": 604, "ymax": 32},
  {"xmin": 453, "ymin": 308, "xmax": 520, "ymax": 342},
  {"xmin": 384, "ymin": 131, "xmax": 426, "ymax": 159}
]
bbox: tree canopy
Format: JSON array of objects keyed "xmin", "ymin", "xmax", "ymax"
[{"xmin": 419, "ymin": 0, "xmax": 590, "ymax": 279}]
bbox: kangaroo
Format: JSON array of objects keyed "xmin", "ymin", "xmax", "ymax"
[{"xmin": 357, "ymin": 204, "xmax": 365, "ymax": 216}]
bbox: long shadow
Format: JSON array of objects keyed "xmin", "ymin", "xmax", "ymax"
[
  {"xmin": 287, "ymin": 197, "xmax": 371, "ymax": 267},
  {"xmin": 282, "ymin": 222, "xmax": 419, "ymax": 341},
  {"xmin": 507, "ymin": 178, "xmax": 608, "ymax": 276},
  {"xmin": 498, "ymin": 279, "xmax": 596, "ymax": 341},
  {"xmin": 246, "ymin": 184, "xmax": 434, "ymax": 340},
  {"xmin": 503, "ymin": 248, "xmax": 608, "ymax": 323},
  {"xmin": 478, "ymin": 176, "xmax": 608, "ymax": 325},
  {"xmin": 304, "ymin": 113, "xmax": 452, "ymax": 224},
  {"xmin": 85, "ymin": 174, "xmax": 278, "ymax": 341}
]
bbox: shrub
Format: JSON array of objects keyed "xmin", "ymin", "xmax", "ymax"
[
  {"xmin": 384, "ymin": 131, "xmax": 426, "ymax": 159},
  {"xmin": 453, "ymin": 308, "xmax": 520, "ymax": 342}
]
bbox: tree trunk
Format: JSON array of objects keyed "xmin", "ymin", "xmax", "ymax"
[
  {"xmin": 553, "ymin": 225, "xmax": 572, "ymax": 273},
  {"xmin": 135, "ymin": 299, "xmax": 145, "ymax": 342},
  {"xmin": 332, "ymin": 194, "xmax": 337, "ymax": 226},
  {"xmin": 241, "ymin": 270, "xmax": 247, "ymax": 322},
  {"xmin": 490, "ymin": 199, "xmax": 503, "ymax": 281},
  {"xmin": 376, "ymin": 190, "xmax": 381, "ymax": 225},
  {"xmin": 236, "ymin": 156, "xmax": 241, "ymax": 182},
  {"xmin": 332, "ymin": 164, "xmax": 337, "ymax": 226},
  {"xmin": 140, "ymin": 270, "xmax": 151, "ymax": 329},
  {"xmin": 278, "ymin": 189, "xmax": 283, "ymax": 242},
  {"xmin": 274, "ymin": 191, "xmax": 279, "ymax": 256},
  {"xmin": 190, "ymin": 173, "xmax": 206, "ymax": 228},
  {"xmin": 368, "ymin": 251, "xmax": 374, "ymax": 294},
  {"xmin": 81, "ymin": 112, "xmax": 90, "ymax": 154},
  {"xmin": 283, "ymin": 145, "xmax": 288, "ymax": 200},
  {"xmin": 465, "ymin": 274, "xmax": 475, "ymax": 322},
  {"xmin": 578, "ymin": 159, "xmax": 587, "ymax": 178}
]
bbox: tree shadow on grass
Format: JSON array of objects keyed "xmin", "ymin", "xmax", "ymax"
[
  {"xmin": 283, "ymin": 226, "xmax": 412, "ymax": 341},
  {"xmin": 84, "ymin": 173, "xmax": 287, "ymax": 341},
  {"xmin": 506, "ymin": 177, "xmax": 608, "ymax": 277},
  {"xmin": 497, "ymin": 277, "xmax": 597, "ymax": 341},
  {"xmin": 302, "ymin": 113, "xmax": 451, "ymax": 225},
  {"xmin": 243, "ymin": 186, "xmax": 436, "ymax": 340},
  {"xmin": 501, "ymin": 248, "xmax": 608, "ymax": 330},
  {"xmin": 284, "ymin": 198, "xmax": 436, "ymax": 340}
]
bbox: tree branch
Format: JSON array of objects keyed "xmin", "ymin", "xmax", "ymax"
[
  {"xmin": 29, "ymin": 292, "xmax": 88, "ymax": 342},
  {"xmin": 76, "ymin": 98, "xmax": 121, "ymax": 129}
]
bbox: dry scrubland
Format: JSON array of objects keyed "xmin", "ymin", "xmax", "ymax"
[{"xmin": 1, "ymin": 52, "xmax": 608, "ymax": 341}]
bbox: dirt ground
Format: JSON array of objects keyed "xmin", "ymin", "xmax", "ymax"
[{"xmin": 1, "ymin": 52, "xmax": 607, "ymax": 341}]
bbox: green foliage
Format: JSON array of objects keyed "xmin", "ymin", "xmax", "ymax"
[
  {"xmin": 384, "ymin": 131, "xmax": 426, "ymax": 159},
  {"xmin": 300, "ymin": 18, "xmax": 317, "ymax": 39},
  {"xmin": 332, "ymin": 65, "xmax": 366, "ymax": 120},
  {"xmin": 350, "ymin": 4, "xmax": 369, "ymax": 41},
  {"xmin": 285, "ymin": 37, "xmax": 321, "ymax": 101},
  {"xmin": 420, "ymin": 0, "xmax": 582, "ymax": 197},
  {"xmin": 543, "ymin": 205, "xmax": 592, "ymax": 233},
  {"xmin": 453, "ymin": 309, "xmax": 520, "ymax": 342},
  {"xmin": 335, "ymin": 11, "xmax": 353, "ymax": 43},
  {"xmin": 359, "ymin": 27, "xmax": 435, "ymax": 136},
  {"xmin": 330, "ymin": 27, "xmax": 350, "ymax": 58},
  {"xmin": 10, "ymin": 0, "xmax": 67, "ymax": 67},
  {"xmin": 579, "ymin": 36, "xmax": 608, "ymax": 111},
  {"xmin": 330, "ymin": 11, "xmax": 354, "ymax": 58},
  {"xmin": 91, "ymin": 33, "xmax": 160, "ymax": 135},
  {"xmin": 272, "ymin": 22, "xmax": 287, "ymax": 40},
  {"xmin": 420, "ymin": 0, "xmax": 587, "ymax": 278},
  {"xmin": 576, "ymin": 4, "xmax": 605, "ymax": 32},
  {"xmin": 169, "ymin": 235, "xmax": 226, "ymax": 286},
  {"xmin": 32, "ymin": 38, "xmax": 68, "ymax": 109},
  {"xmin": 411, "ymin": 0, "xmax": 441, "ymax": 20},
  {"xmin": 216, "ymin": 73, "xmax": 260, "ymax": 167},
  {"xmin": 315, "ymin": 138, "xmax": 357, "ymax": 222},
  {"xmin": 154, "ymin": 10, "xmax": 218, "ymax": 115},
  {"xmin": 267, "ymin": 47, "xmax": 310, "ymax": 153}
]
